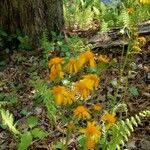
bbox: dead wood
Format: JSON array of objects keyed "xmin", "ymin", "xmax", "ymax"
[{"xmin": 88, "ymin": 20, "xmax": 150, "ymax": 53}]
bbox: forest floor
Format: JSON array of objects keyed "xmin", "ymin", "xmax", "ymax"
[{"xmin": 0, "ymin": 39, "xmax": 150, "ymax": 149}]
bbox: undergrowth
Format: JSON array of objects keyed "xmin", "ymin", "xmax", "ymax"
[{"xmin": 0, "ymin": 0, "xmax": 150, "ymax": 150}]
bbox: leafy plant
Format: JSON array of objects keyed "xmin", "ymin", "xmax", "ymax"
[
  {"xmin": 18, "ymin": 128, "xmax": 48, "ymax": 150},
  {"xmin": 18, "ymin": 132, "xmax": 32, "ymax": 150},
  {"xmin": 107, "ymin": 110, "xmax": 150, "ymax": 150},
  {"xmin": 40, "ymin": 31, "xmax": 54, "ymax": 68},
  {"xmin": 129, "ymin": 85, "xmax": 139, "ymax": 97},
  {"xmin": 64, "ymin": 0, "xmax": 101, "ymax": 29},
  {"xmin": 31, "ymin": 128, "xmax": 48, "ymax": 139},
  {"xmin": 40, "ymin": 31, "xmax": 91, "ymax": 68},
  {"xmin": 27, "ymin": 116, "xmax": 38, "ymax": 128},
  {"xmin": 0, "ymin": 109, "xmax": 21, "ymax": 135},
  {"xmin": 31, "ymin": 78, "xmax": 57, "ymax": 123}
]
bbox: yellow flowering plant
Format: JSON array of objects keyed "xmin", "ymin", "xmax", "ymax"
[
  {"xmin": 139, "ymin": 0, "xmax": 150, "ymax": 4},
  {"xmin": 47, "ymin": 49, "xmax": 120, "ymax": 150},
  {"xmin": 47, "ymin": 22, "xmax": 149, "ymax": 150},
  {"xmin": 47, "ymin": 5, "xmax": 149, "ymax": 149}
]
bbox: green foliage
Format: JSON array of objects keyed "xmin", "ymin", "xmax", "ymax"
[
  {"xmin": 107, "ymin": 110, "xmax": 150, "ymax": 150},
  {"xmin": 0, "ymin": 29, "xmax": 18, "ymax": 53},
  {"xmin": 57, "ymin": 35, "xmax": 91, "ymax": 58},
  {"xmin": 101, "ymin": 20, "xmax": 109, "ymax": 32},
  {"xmin": 64, "ymin": 0, "xmax": 150, "ymax": 32},
  {"xmin": 27, "ymin": 116, "xmax": 38, "ymax": 128},
  {"xmin": 40, "ymin": 31, "xmax": 54, "ymax": 68},
  {"xmin": 119, "ymin": 9, "xmax": 130, "ymax": 28},
  {"xmin": 0, "ymin": 29, "xmax": 31, "ymax": 53},
  {"xmin": 0, "ymin": 93, "xmax": 10, "ymax": 106},
  {"xmin": 15, "ymin": 55, "xmax": 27, "ymax": 63},
  {"xmin": 0, "ymin": 101, "xmax": 9, "ymax": 107},
  {"xmin": 0, "ymin": 109, "xmax": 20, "ymax": 135},
  {"xmin": 17, "ymin": 35, "xmax": 31, "ymax": 50},
  {"xmin": 64, "ymin": 0, "xmax": 101, "ymax": 29},
  {"xmin": 18, "ymin": 132, "xmax": 32, "ymax": 150},
  {"xmin": 129, "ymin": 85, "xmax": 139, "ymax": 97},
  {"xmin": 31, "ymin": 78, "xmax": 57, "ymax": 123},
  {"xmin": 31, "ymin": 128, "xmax": 48, "ymax": 139},
  {"xmin": 0, "ymin": 91, "xmax": 18, "ymax": 105},
  {"xmin": 52, "ymin": 142, "xmax": 64, "ymax": 149},
  {"xmin": 78, "ymin": 135, "xmax": 86, "ymax": 149},
  {"xmin": 40, "ymin": 31, "xmax": 91, "ymax": 68}
]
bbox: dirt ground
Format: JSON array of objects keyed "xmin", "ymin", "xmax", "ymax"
[{"xmin": 0, "ymin": 44, "xmax": 149, "ymax": 149}]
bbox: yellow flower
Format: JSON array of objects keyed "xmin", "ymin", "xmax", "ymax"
[
  {"xmin": 131, "ymin": 27, "xmax": 139, "ymax": 37},
  {"xmin": 49, "ymin": 57, "xmax": 64, "ymax": 80},
  {"xmin": 82, "ymin": 74, "xmax": 100, "ymax": 90},
  {"xmin": 53, "ymin": 86, "xmax": 75, "ymax": 105},
  {"xmin": 78, "ymin": 50, "xmax": 96, "ymax": 69},
  {"xmin": 86, "ymin": 139, "xmax": 96, "ymax": 149},
  {"xmin": 98, "ymin": 55, "xmax": 110, "ymax": 63},
  {"xmin": 80, "ymin": 121, "xmax": 101, "ymax": 142},
  {"xmin": 101, "ymin": 113, "xmax": 116, "ymax": 129},
  {"xmin": 127, "ymin": 8, "xmax": 134, "ymax": 14},
  {"xmin": 139, "ymin": 0, "xmax": 150, "ymax": 4},
  {"xmin": 93, "ymin": 104, "xmax": 103, "ymax": 112},
  {"xmin": 138, "ymin": 36, "xmax": 146, "ymax": 45},
  {"xmin": 75, "ymin": 79, "xmax": 93, "ymax": 99},
  {"xmin": 66, "ymin": 59, "xmax": 78, "ymax": 74},
  {"xmin": 74, "ymin": 106, "xmax": 90, "ymax": 119},
  {"xmin": 132, "ymin": 44, "xmax": 141, "ymax": 52}
]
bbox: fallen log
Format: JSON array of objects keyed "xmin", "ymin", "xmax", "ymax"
[{"xmin": 88, "ymin": 20, "xmax": 150, "ymax": 53}]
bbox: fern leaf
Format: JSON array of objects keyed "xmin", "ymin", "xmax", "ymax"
[
  {"xmin": 120, "ymin": 9, "xmax": 130, "ymax": 27},
  {"xmin": 18, "ymin": 132, "xmax": 32, "ymax": 150},
  {"xmin": 101, "ymin": 20, "xmax": 109, "ymax": 32},
  {"xmin": 108, "ymin": 110, "xmax": 150, "ymax": 150},
  {"xmin": 0, "ymin": 101, "xmax": 9, "ymax": 107},
  {"xmin": 0, "ymin": 109, "xmax": 20, "ymax": 135},
  {"xmin": 31, "ymin": 78, "xmax": 57, "ymax": 123}
]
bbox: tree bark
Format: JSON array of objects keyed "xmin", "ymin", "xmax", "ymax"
[{"xmin": 0, "ymin": 0, "xmax": 64, "ymax": 47}]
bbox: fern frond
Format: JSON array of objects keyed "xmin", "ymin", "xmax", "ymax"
[
  {"xmin": 31, "ymin": 78, "xmax": 57, "ymax": 123},
  {"xmin": 101, "ymin": 20, "xmax": 109, "ymax": 32},
  {"xmin": 0, "ymin": 101, "xmax": 9, "ymax": 107},
  {"xmin": 0, "ymin": 109, "xmax": 21, "ymax": 135},
  {"xmin": 120, "ymin": 9, "xmax": 130, "ymax": 28},
  {"xmin": 108, "ymin": 110, "xmax": 150, "ymax": 150}
]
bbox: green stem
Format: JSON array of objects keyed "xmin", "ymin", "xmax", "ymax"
[
  {"xmin": 112, "ymin": 40, "xmax": 132, "ymax": 108},
  {"xmin": 63, "ymin": 129, "xmax": 71, "ymax": 150}
]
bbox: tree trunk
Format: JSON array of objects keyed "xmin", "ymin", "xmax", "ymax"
[{"xmin": 0, "ymin": 0, "xmax": 64, "ymax": 47}]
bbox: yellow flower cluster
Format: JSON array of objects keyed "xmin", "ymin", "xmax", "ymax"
[
  {"xmin": 132, "ymin": 44, "xmax": 141, "ymax": 52},
  {"xmin": 80, "ymin": 121, "xmax": 101, "ymax": 149},
  {"xmin": 74, "ymin": 106, "xmax": 90, "ymax": 119},
  {"xmin": 75, "ymin": 74, "xmax": 99, "ymax": 99},
  {"xmin": 132, "ymin": 36, "xmax": 147, "ymax": 53},
  {"xmin": 139, "ymin": 0, "xmax": 150, "ymax": 4},
  {"xmin": 52, "ymin": 74, "xmax": 100, "ymax": 105},
  {"xmin": 66, "ymin": 59, "xmax": 78, "ymax": 74},
  {"xmin": 48, "ymin": 51, "xmax": 110, "ymax": 81},
  {"xmin": 127, "ymin": 8, "xmax": 134, "ymax": 14},
  {"xmin": 78, "ymin": 50, "xmax": 96, "ymax": 69},
  {"xmin": 53, "ymin": 86, "xmax": 75, "ymax": 105},
  {"xmin": 98, "ymin": 55, "xmax": 110, "ymax": 63},
  {"xmin": 48, "ymin": 50, "xmax": 116, "ymax": 149},
  {"xmin": 138, "ymin": 36, "xmax": 146, "ymax": 45},
  {"xmin": 49, "ymin": 57, "xmax": 64, "ymax": 80},
  {"xmin": 93, "ymin": 104, "xmax": 103, "ymax": 112},
  {"xmin": 101, "ymin": 112, "xmax": 116, "ymax": 129}
]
